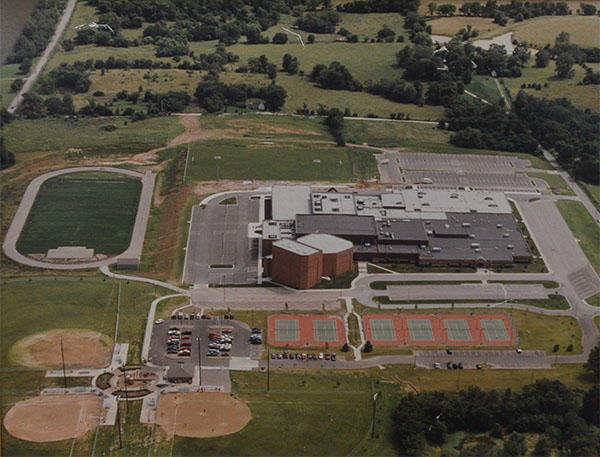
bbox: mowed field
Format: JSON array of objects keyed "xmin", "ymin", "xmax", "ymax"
[
  {"xmin": 184, "ymin": 140, "xmax": 377, "ymax": 182},
  {"xmin": 2, "ymin": 116, "xmax": 184, "ymax": 160},
  {"xmin": 16, "ymin": 172, "xmax": 141, "ymax": 255},
  {"xmin": 556, "ymin": 200, "xmax": 600, "ymax": 276}
]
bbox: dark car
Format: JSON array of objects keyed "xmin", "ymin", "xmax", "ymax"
[
  {"xmin": 458, "ymin": 362, "xmax": 464, "ymax": 369},
  {"xmin": 446, "ymin": 348, "xmax": 453, "ymax": 355},
  {"xmin": 476, "ymin": 364, "xmax": 483, "ymax": 370},
  {"xmin": 447, "ymin": 361, "xmax": 453, "ymax": 369},
  {"xmin": 452, "ymin": 363, "xmax": 459, "ymax": 370},
  {"xmin": 251, "ymin": 328, "xmax": 262, "ymax": 334}
]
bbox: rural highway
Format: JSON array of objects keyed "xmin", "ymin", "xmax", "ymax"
[
  {"xmin": 3, "ymin": 167, "xmax": 155, "ymax": 270},
  {"xmin": 7, "ymin": 0, "xmax": 77, "ymax": 113}
]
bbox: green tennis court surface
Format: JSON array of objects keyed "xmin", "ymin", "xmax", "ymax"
[
  {"xmin": 445, "ymin": 319, "xmax": 472, "ymax": 341},
  {"xmin": 276, "ymin": 319, "xmax": 299, "ymax": 341},
  {"xmin": 370, "ymin": 319, "xmax": 396, "ymax": 341},
  {"xmin": 313, "ymin": 320, "xmax": 338, "ymax": 341},
  {"xmin": 481, "ymin": 319, "xmax": 509, "ymax": 341},
  {"xmin": 407, "ymin": 319, "xmax": 434, "ymax": 341}
]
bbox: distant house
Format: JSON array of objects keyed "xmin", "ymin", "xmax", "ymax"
[
  {"xmin": 247, "ymin": 98, "xmax": 265, "ymax": 111},
  {"xmin": 167, "ymin": 365, "xmax": 192, "ymax": 384},
  {"xmin": 335, "ymin": 36, "xmax": 348, "ymax": 42}
]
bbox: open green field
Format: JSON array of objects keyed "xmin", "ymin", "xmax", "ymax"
[
  {"xmin": 587, "ymin": 292, "xmax": 600, "ymax": 307},
  {"xmin": 2, "ymin": 116, "xmax": 184, "ymax": 161},
  {"xmin": 523, "ymin": 172, "xmax": 575, "ymax": 195},
  {"xmin": 595, "ymin": 316, "xmax": 600, "ymax": 331},
  {"xmin": 16, "ymin": 172, "xmax": 141, "ymax": 255},
  {"xmin": 184, "ymin": 140, "xmax": 377, "ymax": 182},
  {"xmin": 503, "ymin": 62, "xmax": 600, "ymax": 112},
  {"xmin": 556, "ymin": 200, "xmax": 600, "ymax": 276},
  {"xmin": 429, "ymin": 16, "xmax": 506, "ymax": 38},
  {"xmin": 467, "ymin": 75, "xmax": 503, "ymax": 104}
]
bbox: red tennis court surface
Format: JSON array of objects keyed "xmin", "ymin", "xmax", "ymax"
[
  {"xmin": 363, "ymin": 314, "xmax": 517, "ymax": 347},
  {"xmin": 268, "ymin": 315, "xmax": 345, "ymax": 347}
]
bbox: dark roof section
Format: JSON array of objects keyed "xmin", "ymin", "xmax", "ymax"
[
  {"xmin": 376, "ymin": 220, "xmax": 428, "ymax": 243},
  {"xmin": 167, "ymin": 365, "xmax": 192, "ymax": 379},
  {"xmin": 296, "ymin": 214, "xmax": 377, "ymax": 237}
]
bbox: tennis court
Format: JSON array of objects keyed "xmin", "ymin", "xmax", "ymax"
[
  {"xmin": 313, "ymin": 320, "xmax": 339, "ymax": 341},
  {"xmin": 370, "ymin": 319, "xmax": 396, "ymax": 341},
  {"xmin": 481, "ymin": 319, "xmax": 509, "ymax": 341},
  {"xmin": 407, "ymin": 319, "xmax": 434, "ymax": 341},
  {"xmin": 275, "ymin": 319, "xmax": 300, "ymax": 341},
  {"xmin": 445, "ymin": 319, "xmax": 472, "ymax": 341}
]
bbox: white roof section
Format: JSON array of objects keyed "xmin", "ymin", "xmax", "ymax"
[
  {"xmin": 312, "ymin": 192, "xmax": 356, "ymax": 215},
  {"xmin": 272, "ymin": 185, "xmax": 312, "ymax": 221},
  {"xmin": 273, "ymin": 239, "xmax": 320, "ymax": 256},
  {"xmin": 297, "ymin": 234, "xmax": 353, "ymax": 254}
]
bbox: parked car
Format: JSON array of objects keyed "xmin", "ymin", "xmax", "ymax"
[
  {"xmin": 331, "ymin": 353, "xmax": 337, "ymax": 362},
  {"xmin": 433, "ymin": 362, "xmax": 441, "ymax": 369},
  {"xmin": 318, "ymin": 353, "xmax": 324, "ymax": 360},
  {"xmin": 207, "ymin": 350, "xmax": 219, "ymax": 356},
  {"xmin": 446, "ymin": 348, "xmax": 453, "ymax": 355},
  {"xmin": 155, "ymin": 319, "xmax": 164, "ymax": 325},
  {"xmin": 458, "ymin": 362, "xmax": 464, "ymax": 369},
  {"xmin": 251, "ymin": 328, "xmax": 262, "ymax": 334},
  {"xmin": 516, "ymin": 348, "xmax": 523, "ymax": 354},
  {"xmin": 277, "ymin": 353, "xmax": 282, "ymax": 359},
  {"xmin": 476, "ymin": 364, "xmax": 483, "ymax": 370},
  {"xmin": 271, "ymin": 353, "xmax": 276, "ymax": 359},
  {"xmin": 447, "ymin": 361, "xmax": 453, "ymax": 369}
]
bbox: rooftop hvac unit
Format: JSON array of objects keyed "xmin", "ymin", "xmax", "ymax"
[
  {"xmin": 469, "ymin": 234, "xmax": 476, "ymax": 239},
  {"xmin": 503, "ymin": 233, "xmax": 510, "ymax": 238},
  {"xmin": 507, "ymin": 244, "xmax": 514, "ymax": 249},
  {"xmin": 496, "ymin": 223, "xmax": 503, "ymax": 228},
  {"xmin": 471, "ymin": 243, "xmax": 480, "ymax": 248},
  {"xmin": 475, "ymin": 248, "xmax": 481, "ymax": 253},
  {"xmin": 432, "ymin": 247, "xmax": 441, "ymax": 252},
  {"xmin": 462, "ymin": 222, "xmax": 471, "ymax": 228},
  {"xmin": 427, "ymin": 230, "xmax": 433, "ymax": 236}
]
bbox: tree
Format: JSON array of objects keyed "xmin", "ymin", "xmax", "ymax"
[
  {"xmin": 556, "ymin": 53, "xmax": 575, "ymax": 78},
  {"xmin": 584, "ymin": 343, "xmax": 600, "ymax": 379},
  {"xmin": 0, "ymin": 136, "xmax": 15, "ymax": 170},
  {"xmin": 341, "ymin": 343, "xmax": 350, "ymax": 352},
  {"xmin": 427, "ymin": 2, "xmax": 437, "ymax": 15},
  {"xmin": 307, "ymin": 34, "xmax": 315, "ymax": 44},
  {"xmin": 533, "ymin": 436, "xmax": 552, "ymax": 457},
  {"xmin": 10, "ymin": 78, "xmax": 24, "ymax": 93},
  {"xmin": 553, "ymin": 344, "xmax": 560, "ymax": 352},
  {"xmin": 535, "ymin": 49, "xmax": 550, "ymax": 68},
  {"xmin": 427, "ymin": 421, "xmax": 447, "ymax": 445},
  {"xmin": 282, "ymin": 54, "xmax": 299, "ymax": 74},
  {"xmin": 580, "ymin": 3, "xmax": 597, "ymax": 15},
  {"xmin": 501, "ymin": 433, "xmax": 527, "ymax": 457},
  {"xmin": 363, "ymin": 341, "xmax": 373, "ymax": 352},
  {"xmin": 324, "ymin": 108, "xmax": 345, "ymax": 145},
  {"xmin": 262, "ymin": 84, "xmax": 287, "ymax": 111},
  {"xmin": 272, "ymin": 32, "xmax": 288, "ymax": 44},
  {"xmin": 580, "ymin": 385, "xmax": 600, "ymax": 425},
  {"xmin": 18, "ymin": 58, "xmax": 32, "ymax": 74}
]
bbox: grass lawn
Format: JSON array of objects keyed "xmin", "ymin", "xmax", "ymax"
[
  {"xmin": 428, "ymin": 16, "xmax": 506, "ymax": 38},
  {"xmin": 488, "ymin": 280, "xmax": 560, "ymax": 289},
  {"xmin": 511, "ymin": 15, "xmax": 600, "ymax": 47},
  {"xmin": 580, "ymin": 182, "xmax": 600, "ymax": 211},
  {"xmin": 184, "ymin": 139, "xmax": 377, "ymax": 182},
  {"xmin": 466, "ymin": 75, "xmax": 504, "ymax": 104},
  {"xmin": 372, "ymin": 295, "xmax": 569, "ymax": 310},
  {"xmin": 343, "ymin": 120, "xmax": 553, "ymax": 169},
  {"xmin": 16, "ymin": 172, "xmax": 141, "ymax": 255},
  {"xmin": 595, "ymin": 316, "xmax": 600, "ymax": 332},
  {"xmin": 503, "ymin": 62, "xmax": 600, "ymax": 112},
  {"xmin": 370, "ymin": 280, "xmax": 482, "ymax": 290},
  {"xmin": 586, "ymin": 292, "xmax": 600, "ymax": 307},
  {"xmin": 162, "ymin": 370, "xmax": 373, "ymax": 456},
  {"xmin": 2, "ymin": 116, "xmax": 184, "ymax": 160},
  {"xmin": 523, "ymin": 172, "xmax": 575, "ymax": 195},
  {"xmin": 555, "ymin": 200, "xmax": 600, "ymax": 276}
]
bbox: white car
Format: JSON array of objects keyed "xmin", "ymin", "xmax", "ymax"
[
  {"xmin": 154, "ymin": 319, "xmax": 164, "ymax": 325},
  {"xmin": 318, "ymin": 353, "xmax": 324, "ymax": 360}
]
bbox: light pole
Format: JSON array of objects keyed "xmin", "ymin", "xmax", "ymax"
[
  {"xmin": 214, "ymin": 156, "xmax": 221, "ymax": 182},
  {"xmin": 371, "ymin": 392, "xmax": 379, "ymax": 439}
]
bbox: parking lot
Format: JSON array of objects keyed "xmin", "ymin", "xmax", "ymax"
[
  {"xmin": 414, "ymin": 349, "xmax": 552, "ymax": 369},
  {"xmin": 395, "ymin": 152, "xmax": 532, "ymax": 173},
  {"xmin": 261, "ymin": 350, "xmax": 340, "ymax": 370},
  {"xmin": 183, "ymin": 192, "xmax": 263, "ymax": 285},
  {"xmin": 148, "ymin": 315, "xmax": 256, "ymax": 375}
]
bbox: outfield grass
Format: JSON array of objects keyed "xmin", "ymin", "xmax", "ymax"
[
  {"xmin": 16, "ymin": 172, "xmax": 141, "ymax": 255},
  {"xmin": 343, "ymin": 120, "xmax": 553, "ymax": 169},
  {"xmin": 555, "ymin": 200, "xmax": 600, "ymax": 276},
  {"xmin": 2, "ymin": 116, "xmax": 184, "ymax": 160},
  {"xmin": 0, "ymin": 276, "xmax": 168, "ymax": 366},
  {"xmin": 184, "ymin": 139, "xmax": 377, "ymax": 182},
  {"xmin": 503, "ymin": 62, "xmax": 600, "ymax": 112},
  {"xmin": 467, "ymin": 75, "xmax": 504, "ymax": 104},
  {"xmin": 523, "ymin": 171, "xmax": 575, "ymax": 195},
  {"xmin": 157, "ymin": 370, "xmax": 373, "ymax": 456}
]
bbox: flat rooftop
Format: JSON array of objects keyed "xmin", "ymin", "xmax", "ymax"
[
  {"xmin": 273, "ymin": 239, "xmax": 320, "ymax": 256},
  {"xmin": 297, "ymin": 234, "xmax": 353, "ymax": 254},
  {"xmin": 272, "ymin": 185, "xmax": 311, "ymax": 221},
  {"xmin": 296, "ymin": 214, "xmax": 377, "ymax": 237}
]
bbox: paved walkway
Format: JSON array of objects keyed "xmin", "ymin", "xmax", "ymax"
[
  {"xmin": 3, "ymin": 167, "xmax": 155, "ymax": 270},
  {"xmin": 7, "ymin": 0, "xmax": 77, "ymax": 113}
]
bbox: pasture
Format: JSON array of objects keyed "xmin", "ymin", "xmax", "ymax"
[{"xmin": 16, "ymin": 172, "xmax": 141, "ymax": 256}]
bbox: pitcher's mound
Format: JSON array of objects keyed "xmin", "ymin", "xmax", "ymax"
[
  {"xmin": 4, "ymin": 395, "xmax": 101, "ymax": 442},
  {"xmin": 155, "ymin": 392, "xmax": 251, "ymax": 438},
  {"xmin": 9, "ymin": 329, "xmax": 112, "ymax": 369}
]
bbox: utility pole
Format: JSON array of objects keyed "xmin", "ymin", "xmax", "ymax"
[
  {"xmin": 60, "ymin": 340, "xmax": 67, "ymax": 389},
  {"xmin": 266, "ymin": 349, "xmax": 270, "ymax": 392},
  {"xmin": 198, "ymin": 337, "xmax": 202, "ymax": 390},
  {"xmin": 123, "ymin": 371, "xmax": 129, "ymax": 413},
  {"xmin": 116, "ymin": 397, "xmax": 123, "ymax": 449}
]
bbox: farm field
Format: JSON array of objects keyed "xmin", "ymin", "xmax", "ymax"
[
  {"xmin": 2, "ymin": 116, "xmax": 184, "ymax": 160},
  {"xmin": 16, "ymin": 172, "xmax": 141, "ymax": 255},
  {"xmin": 503, "ymin": 62, "xmax": 600, "ymax": 112},
  {"xmin": 556, "ymin": 200, "xmax": 600, "ymax": 276},
  {"xmin": 184, "ymin": 140, "xmax": 377, "ymax": 182}
]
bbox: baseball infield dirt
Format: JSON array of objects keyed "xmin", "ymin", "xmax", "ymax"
[
  {"xmin": 4, "ymin": 394, "xmax": 101, "ymax": 442},
  {"xmin": 155, "ymin": 392, "xmax": 252, "ymax": 438},
  {"xmin": 9, "ymin": 329, "xmax": 113, "ymax": 369}
]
